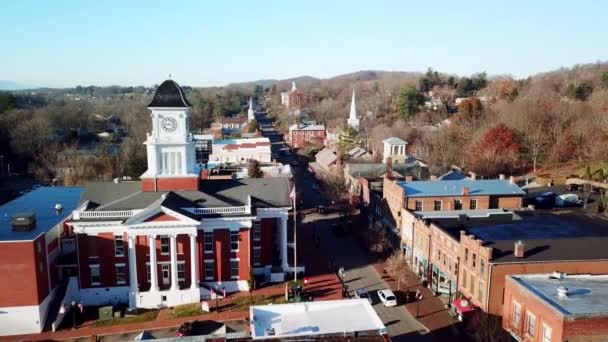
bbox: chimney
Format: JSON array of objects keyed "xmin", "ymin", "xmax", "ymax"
[
  {"xmin": 386, "ymin": 157, "xmax": 393, "ymax": 179},
  {"xmin": 499, "ymin": 174, "xmax": 505, "ymax": 180},
  {"xmin": 509, "ymin": 176, "xmax": 515, "ymax": 184},
  {"xmin": 54, "ymin": 203, "xmax": 63, "ymax": 215},
  {"xmin": 462, "ymin": 187, "xmax": 470, "ymax": 196},
  {"xmin": 430, "ymin": 175, "xmax": 437, "ymax": 181},
  {"xmin": 469, "ymin": 172, "xmax": 477, "ymax": 180},
  {"xmin": 514, "ymin": 241, "xmax": 525, "ymax": 258}
]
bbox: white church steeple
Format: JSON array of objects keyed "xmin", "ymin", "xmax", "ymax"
[
  {"xmin": 347, "ymin": 90, "xmax": 360, "ymax": 130},
  {"xmin": 248, "ymin": 97, "xmax": 255, "ymax": 122},
  {"xmin": 291, "ymin": 81, "xmax": 297, "ymax": 91}
]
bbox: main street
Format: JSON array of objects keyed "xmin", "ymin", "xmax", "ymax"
[{"xmin": 256, "ymin": 109, "xmax": 436, "ymax": 342}]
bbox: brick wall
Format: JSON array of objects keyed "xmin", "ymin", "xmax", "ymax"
[
  {"xmin": 290, "ymin": 130, "xmax": 325, "ymax": 148},
  {"xmin": 458, "ymin": 232, "xmax": 493, "ymax": 310},
  {"xmin": 383, "ymin": 177, "xmax": 404, "ymax": 225},
  {"xmin": 237, "ymin": 228, "xmax": 250, "ymax": 279},
  {"xmin": 0, "ymin": 239, "xmax": 45, "ymax": 307},
  {"xmin": 141, "ymin": 176, "xmax": 199, "ymax": 191},
  {"xmin": 214, "ymin": 229, "xmax": 231, "ymax": 281}
]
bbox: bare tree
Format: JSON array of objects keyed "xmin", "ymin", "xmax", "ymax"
[{"xmin": 385, "ymin": 251, "xmax": 410, "ymax": 290}]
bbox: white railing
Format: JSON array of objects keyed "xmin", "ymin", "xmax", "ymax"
[
  {"xmin": 192, "ymin": 206, "xmax": 250, "ymax": 215},
  {"xmin": 73, "ymin": 210, "xmax": 135, "ymax": 220}
]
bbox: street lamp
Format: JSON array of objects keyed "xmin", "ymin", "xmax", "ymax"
[
  {"xmin": 71, "ymin": 301, "xmax": 76, "ymax": 329},
  {"xmin": 415, "ymin": 289, "xmax": 422, "ymax": 319}
]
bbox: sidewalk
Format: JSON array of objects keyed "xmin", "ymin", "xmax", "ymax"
[{"xmin": 372, "ymin": 259, "xmax": 462, "ymax": 341}]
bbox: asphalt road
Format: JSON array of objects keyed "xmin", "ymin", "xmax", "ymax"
[{"xmin": 255, "ymin": 110, "xmax": 435, "ymax": 341}]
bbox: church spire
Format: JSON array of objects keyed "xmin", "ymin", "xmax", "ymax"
[
  {"xmin": 248, "ymin": 97, "xmax": 255, "ymax": 122},
  {"xmin": 291, "ymin": 81, "xmax": 297, "ymax": 91},
  {"xmin": 347, "ymin": 90, "xmax": 360, "ymax": 130}
]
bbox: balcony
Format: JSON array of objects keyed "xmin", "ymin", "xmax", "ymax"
[{"xmin": 72, "ymin": 209, "xmax": 138, "ymax": 220}]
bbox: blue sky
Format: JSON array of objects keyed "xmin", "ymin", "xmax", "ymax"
[{"xmin": 1, "ymin": 0, "xmax": 606, "ymax": 88}]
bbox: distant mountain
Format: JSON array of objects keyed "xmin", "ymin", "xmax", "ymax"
[{"xmin": 0, "ymin": 80, "xmax": 35, "ymax": 90}]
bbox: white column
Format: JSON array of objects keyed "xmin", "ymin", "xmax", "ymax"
[
  {"xmin": 148, "ymin": 235, "xmax": 159, "ymax": 291},
  {"xmin": 189, "ymin": 233, "xmax": 199, "ymax": 290},
  {"xmin": 170, "ymin": 234, "xmax": 179, "ymax": 290},
  {"xmin": 280, "ymin": 215, "xmax": 289, "ymax": 271},
  {"xmin": 128, "ymin": 235, "xmax": 138, "ymax": 308}
]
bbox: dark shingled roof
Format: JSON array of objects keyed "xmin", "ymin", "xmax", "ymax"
[
  {"xmin": 78, "ymin": 178, "xmax": 291, "ymax": 214},
  {"xmin": 148, "ymin": 80, "xmax": 192, "ymax": 108}
]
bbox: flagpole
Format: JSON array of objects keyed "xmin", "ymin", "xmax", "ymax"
[{"xmin": 293, "ymin": 188, "xmax": 297, "ymax": 282}]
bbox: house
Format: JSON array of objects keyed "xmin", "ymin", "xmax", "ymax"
[
  {"xmin": 400, "ymin": 208, "xmax": 608, "ymax": 317},
  {"xmin": 211, "ymin": 116, "xmax": 248, "ymax": 137},
  {"xmin": 382, "ymin": 137, "xmax": 408, "ymax": 163},
  {"xmin": 250, "ymin": 299, "xmax": 387, "ymax": 340},
  {"xmin": 208, "ymin": 137, "xmax": 272, "ymax": 166},
  {"xmin": 0, "ymin": 187, "xmax": 83, "ymax": 335},
  {"xmin": 315, "ymin": 148, "xmax": 337, "ymax": 170},
  {"xmin": 503, "ymin": 273, "xmax": 608, "ymax": 342},
  {"xmin": 288, "ymin": 122, "xmax": 326, "ymax": 148},
  {"xmin": 280, "ymin": 82, "xmax": 310, "ymax": 109}
]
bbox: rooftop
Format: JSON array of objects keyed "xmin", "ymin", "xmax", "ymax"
[
  {"xmin": 78, "ymin": 178, "xmax": 291, "ymax": 214},
  {"xmin": 289, "ymin": 123, "xmax": 325, "ymax": 131},
  {"xmin": 398, "ymin": 179, "xmax": 525, "ymax": 198},
  {"xmin": 0, "ymin": 187, "xmax": 83, "ymax": 241},
  {"xmin": 347, "ymin": 159, "xmax": 428, "ymax": 179},
  {"xmin": 429, "ymin": 209, "xmax": 608, "ymax": 263},
  {"xmin": 383, "ymin": 137, "xmax": 407, "ymax": 145},
  {"xmin": 510, "ymin": 273, "xmax": 608, "ymax": 318},
  {"xmin": 148, "ymin": 80, "xmax": 191, "ymax": 108},
  {"xmin": 250, "ymin": 299, "xmax": 386, "ymax": 340}
]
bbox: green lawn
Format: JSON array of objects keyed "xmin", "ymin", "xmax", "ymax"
[
  {"xmin": 169, "ymin": 303, "xmax": 208, "ymax": 318},
  {"xmin": 95, "ymin": 309, "xmax": 159, "ymax": 328},
  {"xmin": 231, "ymin": 294, "xmax": 287, "ymax": 311}
]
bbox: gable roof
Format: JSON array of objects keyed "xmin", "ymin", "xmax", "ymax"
[
  {"xmin": 438, "ymin": 170, "xmax": 468, "ymax": 181},
  {"xmin": 315, "ymin": 148, "xmax": 337, "ymax": 167},
  {"xmin": 398, "ymin": 179, "xmax": 525, "ymax": 198},
  {"xmin": 383, "ymin": 137, "xmax": 407, "ymax": 145}
]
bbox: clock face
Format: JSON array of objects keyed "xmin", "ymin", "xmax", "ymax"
[{"xmin": 161, "ymin": 117, "xmax": 177, "ymax": 132}]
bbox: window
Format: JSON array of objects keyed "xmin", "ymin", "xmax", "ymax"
[
  {"xmin": 437, "ymin": 249, "xmax": 441, "ymax": 261},
  {"xmin": 542, "ymin": 324, "xmax": 552, "ymax": 342},
  {"xmin": 434, "ymin": 200, "xmax": 442, "ymax": 211},
  {"xmin": 480, "ymin": 259, "xmax": 485, "ymax": 275},
  {"xmin": 464, "ymin": 248, "xmax": 469, "ymax": 263},
  {"xmin": 146, "ymin": 264, "xmax": 151, "ymax": 282},
  {"xmin": 472, "ymin": 253, "xmax": 477, "ymax": 268},
  {"xmin": 253, "ymin": 220, "xmax": 261, "ymax": 241},
  {"xmin": 230, "ymin": 231, "xmax": 239, "ymax": 251},
  {"xmin": 470, "ymin": 199, "xmax": 477, "ymax": 210},
  {"xmin": 115, "ymin": 264, "xmax": 126, "ymax": 284},
  {"xmin": 230, "ymin": 259, "xmax": 239, "ymax": 279},
  {"xmin": 204, "ymin": 260, "xmax": 214, "ymax": 280},
  {"xmin": 253, "ymin": 247, "xmax": 261, "ymax": 266},
  {"xmin": 114, "ymin": 235, "xmax": 125, "ymax": 257},
  {"xmin": 512, "ymin": 301, "xmax": 521, "ymax": 328},
  {"xmin": 526, "ymin": 312, "xmax": 537, "ymax": 337},
  {"xmin": 469, "ymin": 274, "xmax": 474, "ymax": 293},
  {"xmin": 37, "ymin": 241, "xmax": 42, "ymax": 253},
  {"xmin": 160, "ymin": 237, "xmax": 170, "ymax": 255},
  {"xmin": 477, "ymin": 281, "xmax": 483, "ymax": 302},
  {"xmin": 453, "ymin": 199, "xmax": 462, "ymax": 210},
  {"xmin": 177, "ymin": 263, "xmax": 185, "ymax": 281},
  {"xmin": 204, "ymin": 232, "xmax": 213, "ymax": 253},
  {"xmin": 442, "ymin": 253, "xmax": 446, "ymax": 266},
  {"xmin": 90, "ymin": 265, "xmax": 101, "ymax": 285},
  {"xmin": 462, "ymin": 269, "xmax": 467, "ymax": 289},
  {"xmin": 414, "ymin": 200, "xmax": 423, "ymax": 211}
]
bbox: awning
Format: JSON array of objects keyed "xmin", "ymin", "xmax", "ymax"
[{"xmin": 452, "ymin": 298, "xmax": 475, "ymax": 315}]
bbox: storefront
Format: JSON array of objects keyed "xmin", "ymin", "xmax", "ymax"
[
  {"xmin": 412, "ymin": 248, "xmax": 428, "ymax": 283},
  {"xmin": 430, "ymin": 264, "xmax": 457, "ymax": 297}
]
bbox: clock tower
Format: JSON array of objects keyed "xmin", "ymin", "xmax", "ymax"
[{"xmin": 140, "ymin": 80, "xmax": 199, "ymax": 191}]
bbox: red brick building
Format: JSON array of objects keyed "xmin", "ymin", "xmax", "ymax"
[
  {"xmin": 503, "ymin": 273, "xmax": 608, "ymax": 341},
  {"xmin": 0, "ymin": 80, "xmax": 295, "ymax": 336},
  {"xmin": 288, "ymin": 123, "xmax": 326, "ymax": 148},
  {"xmin": 0, "ymin": 187, "xmax": 83, "ymax": 335}
]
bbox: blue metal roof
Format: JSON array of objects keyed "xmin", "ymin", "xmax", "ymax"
[
  {"xmin": 398, "ymin": 179, "xmax": 525, "ymax": 197},
  {"xmin": 0, "ymin": 187, "xmax": 83, "ymax": 241}
]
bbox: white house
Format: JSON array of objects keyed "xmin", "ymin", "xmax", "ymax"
[
  {"xmin": 382, "ymin": 137, "xmax": 408, "ymax": 163},
  {"xmin": 209, "ymin": 137, "xmax": 272, "ymax": 165}
]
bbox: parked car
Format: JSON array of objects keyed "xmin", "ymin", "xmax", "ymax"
[
  {"xmin": 377, "ymin": 289, "xmax": 397, "ymax": 307},
  {"xmin": 176, "ymin": 321, "xmax": 195, "ymax": 337},
  {"xmin": 565, "ymin": 183, "xmax": 580, "ymax": 191},
  {"xmin": 355, "ymin": 288, "xmax": 373, "ymax": 304},
  {"xmin": 556, "ymin": 193, "xmax": 583, "ymax": 207},
  {"xmin": 535, "ymin": 192, "xmax": 557, "ymax": 206}
]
